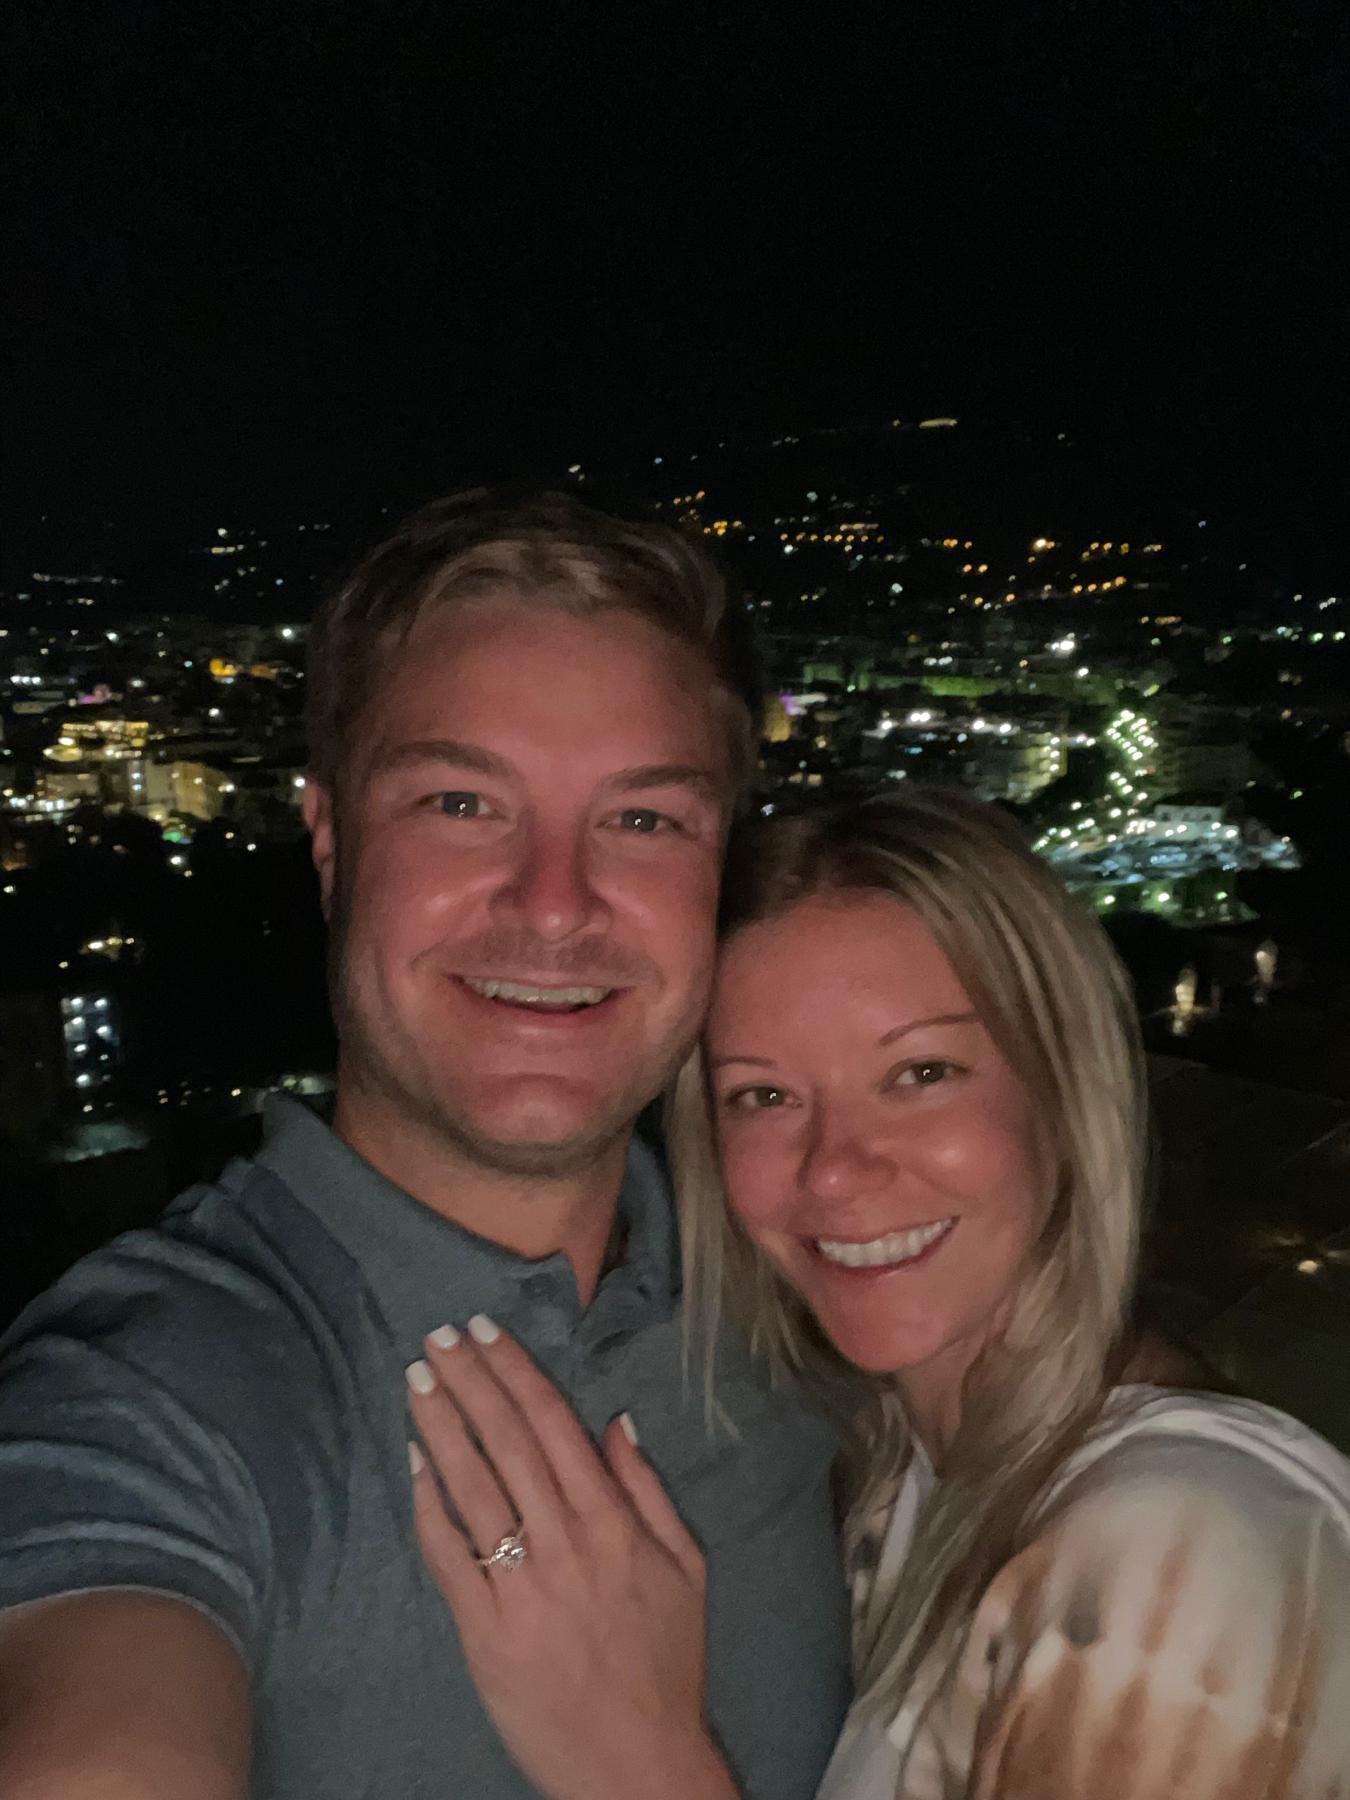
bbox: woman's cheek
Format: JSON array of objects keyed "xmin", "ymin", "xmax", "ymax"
[
  {"xmin": 719, "ymin": 1135, "xmax": 784, "ymax": 1232},
  {"xmin": 913, "ymin": 1099, "xmax": 1016, "ymax": 1186}
]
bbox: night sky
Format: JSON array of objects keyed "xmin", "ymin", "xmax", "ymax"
[{"xmin": 8, "ymin": 1, "xmax": 1350, "ymax": 563}]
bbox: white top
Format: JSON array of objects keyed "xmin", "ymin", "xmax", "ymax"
[{"xmin": 817, "ymin": 1388, "xmax": 1350, "ymax": 1799}]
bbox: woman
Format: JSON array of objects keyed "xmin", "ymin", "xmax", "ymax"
[{"xmin": 404, "ymin": 789, "xmax": 1350, "ymax": 1798}]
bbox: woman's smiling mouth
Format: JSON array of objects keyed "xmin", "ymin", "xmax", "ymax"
[{"xmin": 812, "ymin": 1218, "xmax": 956, "ymax": 1269}]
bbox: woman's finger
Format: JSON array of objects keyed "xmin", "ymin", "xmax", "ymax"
[
  {"xmin": 406, "ymin": 1359, "xmax": 519, "ymax": 1560},
  {"xmin": 420, "ymin": 1321, "xmax": 578, "ymax": 1555},
  {"xmin": 603, "ymin": 1414, "xmax": 706, "ymax": 1584},
  {"xmin": 408, "ymin": 1440, "xmax": 498, "ymax": 1636},
  {"xmin": 448, "ymin": 1316, "xmax": 624, "ymax": 1521}
]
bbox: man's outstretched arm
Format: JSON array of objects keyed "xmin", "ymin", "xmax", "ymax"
[{"xmin": 0, "ymin": 1591, "xmax": 250, "ymax": 1800}]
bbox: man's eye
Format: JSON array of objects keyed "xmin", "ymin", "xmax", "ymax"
[
  {"xmin": 434, "ymin": 791, "xmax": 488, "ymax": 819},
  {"xmin": 616, "ymin": 808, "xmax": 677, "ymax": 835},
  {"xmin": 724, "ymin": 1084, "xmax": 791, "ymax": 1113}
]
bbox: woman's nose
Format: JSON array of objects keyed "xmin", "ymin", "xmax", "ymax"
[{"xmin": 799, "ymin": 1121, "xmax": 897, "ymax": 1203}]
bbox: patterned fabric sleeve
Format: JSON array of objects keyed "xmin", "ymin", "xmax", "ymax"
[{"xmin": 932, "ymin": 1435, "xmax": 1350, "ymax": 1800}]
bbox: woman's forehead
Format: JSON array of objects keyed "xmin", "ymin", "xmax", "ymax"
[{"xmin": 709, "ymin": 893, "xmax": 976, "ymax": 1032}]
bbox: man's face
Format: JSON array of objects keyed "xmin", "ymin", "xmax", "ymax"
[{"xmin": 305, "ymin": 597, "xmax": 729, "ymax": 1177}]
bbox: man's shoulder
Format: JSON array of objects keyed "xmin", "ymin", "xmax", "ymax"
[{"xmin": 0, "ymin": 1149, "xmax": 359, "ymax": 1398}]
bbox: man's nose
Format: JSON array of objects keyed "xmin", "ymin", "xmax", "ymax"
[{"xmin": 490, "ymin": 823, "xmax": 610, "ymax": 943}]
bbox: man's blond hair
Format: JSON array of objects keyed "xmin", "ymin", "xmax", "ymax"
[{"xmin": 306, "ymin": 488, "xmax": 760, "ymax": 794}]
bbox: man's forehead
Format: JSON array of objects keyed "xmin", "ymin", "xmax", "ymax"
[
  {"xmin": 374, "ymin": 604, "xmax": 725, "ymax": 741},
  {"xmin": 324, "ymin": 593, "xmax": 744, "ymax": 811},
  {"xmin": 360, "ymin": 633, "xmax": 723, "ymax": 781}
]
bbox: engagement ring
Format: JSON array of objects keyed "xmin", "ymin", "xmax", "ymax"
[{"xmin": 477, "ymin": 1530, "xmax": 527, "ymax": 1572}]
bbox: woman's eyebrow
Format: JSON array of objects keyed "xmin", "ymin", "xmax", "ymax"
[
  {"xmin": 708, "ymin": 1053, "xmax": 776, "ymax": 1070},
  {"xmin": 878, "ymin": 1011, "xmax": 979, "ymax": 1046}
]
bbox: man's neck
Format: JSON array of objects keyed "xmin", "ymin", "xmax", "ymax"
[{"xmin": 331, "ymin": 1083, "xmax": 631, "ymax": 1308}]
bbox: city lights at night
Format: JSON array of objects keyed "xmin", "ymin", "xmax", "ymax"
[{"xmin": 3, "ymin": 4, "xmax": 1350, "ymax": 1785}]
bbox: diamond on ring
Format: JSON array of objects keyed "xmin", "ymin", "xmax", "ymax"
[{"xmin": 477, "ymin": 1530, "xmax": 527, "ymax": 1572}]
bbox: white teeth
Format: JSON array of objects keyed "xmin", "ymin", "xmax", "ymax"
[
  {"xmin": 463, "ymin": 977, "xmax": 611, "ymax": 1008},
  {"xmin": 815, "ymin": 1219, "xmax": 954, "ymax": 1268}
]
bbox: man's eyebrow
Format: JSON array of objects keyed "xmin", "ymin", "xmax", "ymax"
[
  {"xmin": 878, "ymin": 1011, "xmax": 979, "ymax": 1046},
  {"xmin": 602, "ymin": 764, "xmax": 723, "ymax": 800},
  {"xmin": 366, "ymin": 738, "xmax": 516, "ymax": 782}
]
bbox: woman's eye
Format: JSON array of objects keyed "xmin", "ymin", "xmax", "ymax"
[
  {"xmin": 434, "ymin": 791, "xmax": 488, "ymax": 819},
  {"xmin": 893, "ymin": 1059, "xmax": 955, "ymax": 1089},
  {"xmin": 724, "ymin": 1084, "xmax": 791, "ymax": 1113},
  {"xmin": 615, "ymin": 807, "xmax": 677, "ymax": 835}
]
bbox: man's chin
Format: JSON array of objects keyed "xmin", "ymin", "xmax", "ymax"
[
  {"xmin": 431, "ymin": 1084, "xmax": 640, "ymax": 1180},
  {"xmin": 340, "ymin": 1036, "xmax": 666, "ymax": 1180},
  {"xmin": 447, "ymin": 1119, "xmax": 629, "ymax": 1181}
]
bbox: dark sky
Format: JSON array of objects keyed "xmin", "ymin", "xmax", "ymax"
[{"xmin": 7, "ymin": 0, "xmax": 1350, "ymax": 555}]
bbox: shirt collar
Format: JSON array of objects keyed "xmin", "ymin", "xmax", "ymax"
[{"xmin": 253, "ymin": 1093, "xmax": 678, "ymax": 1348}]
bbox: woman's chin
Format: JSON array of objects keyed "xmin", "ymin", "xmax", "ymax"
[
  {"xmin": 810, "ymin": 1304, "xmax": 955, "ymax": 1378},
  {"xmin": 815, "ymin": 1319, "xmax": 914, "ymax": 1376}
]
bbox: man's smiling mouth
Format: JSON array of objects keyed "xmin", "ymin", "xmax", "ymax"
[{"xmin": 459, "ymin": 976, "xmax": 615, "ymax": 1013}]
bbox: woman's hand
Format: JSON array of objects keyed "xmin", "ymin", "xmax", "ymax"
[{"xmin": 405, "ymin": 1314, "xmax": 740, "ymax": 1800}]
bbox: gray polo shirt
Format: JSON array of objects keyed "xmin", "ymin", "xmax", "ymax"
[{"xmin": 0, "ymin": 1096, "xmax": 850, "ymax": 1798}]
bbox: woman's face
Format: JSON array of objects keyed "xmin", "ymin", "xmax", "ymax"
[{"xmin": 707, "ymin": 892, "xmax": 1054, "ymax": 1380}]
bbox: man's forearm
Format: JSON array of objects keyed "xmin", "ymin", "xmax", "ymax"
[{"xmin": 0, "ymin": 1592, "xmax": 250, "ymax": 1800}]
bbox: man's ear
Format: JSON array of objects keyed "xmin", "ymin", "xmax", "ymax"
[{"xmin": 301, "ymin": 777, "xmax": 337, "ymax": 917}]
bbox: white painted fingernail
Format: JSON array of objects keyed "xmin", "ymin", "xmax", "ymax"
[
  {"xmin": 428, "ymin": 1324, "xmax": 460, "ymax": 1350},
  {"xmin": 467, "ymin": 1314, "xmax": 500, "ymax": 1345},
  {"xmin": 619, "ymin": 1411, "xmax": 639, "ymax": 1446},
  {"xmin": 405, "ymin": 1359, "xmax": 437, "ymax": 1395},
  {"xmin": 408, "ymin": 1441, "xmax": 425, "ymax": 1475}
]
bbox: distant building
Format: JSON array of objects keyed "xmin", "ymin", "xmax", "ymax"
[
  {"xmin": 59, "ymin": 989, "xmax": 123, "ymax": 1108},
  {"xmin": 137, "ymin": 759, "xmax": 234, "ymax": 824},
  {"xmin": 972, "ymin": 729, "xmax": 1067, "ymax": 803},
  {"xmin": 1150, "ymin": 802, "xmax": 1230, "ymax": 841},
  {"xmin": 1154, "ymin": 726, "xmax": 1259, "ymax": 800},
  {"xmin": 0, "ymin": 986, "xmax": 122, "ymax": 1138},
  {"xmin": 56, "ymin": 713, "xmax": 152, "ymax": 758},
  {"xmin": 34, "ymin": 765, "xmax": 102, "ymax": 811}
]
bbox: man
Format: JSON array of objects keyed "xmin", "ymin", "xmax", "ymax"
[{"xmin": 0, "ymin": 491, "xmax": 850, "ymax": 1798}]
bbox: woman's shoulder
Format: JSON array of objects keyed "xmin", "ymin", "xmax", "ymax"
[
  {"xmin": 1040, "ymin": 1384, "xmax": 1350, "ymax": 1537},
  {"xmin": 945, "ymin": 1392, "xmax": 1350, "ymax": 1791}
]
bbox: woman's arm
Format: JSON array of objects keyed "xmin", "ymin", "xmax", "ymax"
[
  {"xmin": 946, "ymin": 1440, "xmax": 1350, "ymax": 1798},
  {"xmin": 405, "ymin": 1316, "xmax": 741, "ymax": 1800}
]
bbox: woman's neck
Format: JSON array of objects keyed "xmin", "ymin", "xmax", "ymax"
[
  {"xmin": 894, "ymin": 1311, "xmax": 1011, "ymax": 1466},
  {"xmin": 894, "ymin": 1351, "xmax": 974, "ymax": 1467}
]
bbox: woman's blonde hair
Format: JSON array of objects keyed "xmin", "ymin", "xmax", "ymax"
[{"xmin": 668, "ymin": 786, "xmax": 1146, "ymax": 1721}]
